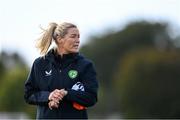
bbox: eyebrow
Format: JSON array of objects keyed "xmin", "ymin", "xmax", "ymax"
[
  {"xmin": 70, "ymin": 34, "xmax": 80, "ymax": 37},
  {"xmin": 70, "ymin": 33, "xmax": 79, "ymax": 35}
]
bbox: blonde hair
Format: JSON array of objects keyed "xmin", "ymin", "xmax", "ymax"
[{"xmin": 36, "ymin": 22, "xmax": 77, "ymax": 55}]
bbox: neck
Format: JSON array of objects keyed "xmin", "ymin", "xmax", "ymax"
[{"xmin": 56, "ymin": 47, "xmax": 68, "ymax": 57}]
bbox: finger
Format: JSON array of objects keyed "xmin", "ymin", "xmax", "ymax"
[
  {"xmin": 53, "ymin": 92, "xmax": 64, "ymax": 100},
  {"xmin": 49, "ymin": 90, "xmax": 59, "ymax": 100},
  {"xmin": 51, "ymin": 98, "xmax": 60, "ymax": 103},
  {"xmin": 59, "ymin": 89, "xmax": 65, "ymax": 92},
  {"xmin": 48, "ymin": 92, "xmax": 54, "ymax": 100},
  {"xmin": 54, "ymin": 89, "xmax": 61, "ymax": 93},
  {"xmin": 52, "ymin": 101, "xmax": 59, "ymax": 108},
  {"xmin": 48, "ymin": 101, "xmax": 53, "ymax": 110},
  {"xmin": 52, "ymin": 93, "xmax": 59, "ymax": 99},
  {"xmin": 52, "ymin": 92, "xmax": 63, "ymax": 100},
  {"xmin": 58, "ymin": 93, "xmax": 64, "ymax": 99},
  {"xmin": 57, "ymin": 89, "xmax": 65, "ymax": 96},
  {"xmin": 54, "ymin": 103, "xmax": 59, "ymax": 108},
  {"xmin": 52, "ymin": 96, "xmax": 61, "ymax": 102},
  {"xmin": 59, "ymin": 90, "xmax": 67, "ymax": 96},
  {"xmin": 54, "ymin": 99, "xmax": 60, "ymax": 104}
]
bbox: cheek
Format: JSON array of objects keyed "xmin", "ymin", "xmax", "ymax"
[
  {"xmin": 69, "ymin": 39, "xmax": 75, "ymax": 45},
  {"xmin": 65, "ymin": 40, "xmax": 73, "ymax": 48}
]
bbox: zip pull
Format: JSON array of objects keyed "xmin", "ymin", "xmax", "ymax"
[{"xmin": 59, "ymin": 63, "xmax": 62, "ymax": 73}]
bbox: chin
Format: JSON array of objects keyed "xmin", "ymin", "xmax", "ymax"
[{"xmin": 71, "ymin": 50, "xmax": 79, "ymax": 53}]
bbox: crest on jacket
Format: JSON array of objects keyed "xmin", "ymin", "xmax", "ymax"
[{"xmin": 68, "ymin": 70, "xmax": 78, "ymax": 79}]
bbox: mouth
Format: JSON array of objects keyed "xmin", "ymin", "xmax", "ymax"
[{"xmin": 73, "ymin": 45, "xmax": 79, "ymax": 48}]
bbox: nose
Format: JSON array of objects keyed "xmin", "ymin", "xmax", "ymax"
[{"xmin": 75, "ymin": 38, "xmax": 80, "ymax": 43}]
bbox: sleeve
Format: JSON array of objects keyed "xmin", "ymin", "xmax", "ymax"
[
  {"xmin": 24, "ymin": 60, "xmax": 50, "ymax": 106},
  {"xmin": 65, "ymin": 61, "xmax": 99, "ymax": 107}
]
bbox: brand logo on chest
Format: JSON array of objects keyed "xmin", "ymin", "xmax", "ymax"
[{"xmin": 45, "ymin": 69, "xmax": 52, "ymax": 76}]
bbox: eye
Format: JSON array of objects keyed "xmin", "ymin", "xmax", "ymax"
[
  {"xmin": 70, "ymin": 34, "xmax": 76, "ymax": 38},
  {"xmin": 70, "ymin": 34, "xmax": 80, "ymax": 38}
]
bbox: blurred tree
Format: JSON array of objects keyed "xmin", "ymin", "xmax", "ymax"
[
  {"xmin": 81, "ymin": 21, "xmax": 174, "ymax": 88},
  {"xmin": 80, "ymin": 21, "xmax": 176, "ymax": 116},
  {"xmin": 173, "ymin": 36, "xmax": 180, "ymax": 48},
  {"xmin": 0, "ymin": 53, "xmax": 6, "ymax": 83},
  {"xmin": 114, "ymin": 49, "xmax": 180, "ymax": 118},
  {"xmin": 0, "ymin": 67, "xmax": 28, "ymax": 111},
  {"xmin": 0, "ymin": 20, "xmax": 178, "ymax": 119},
  {"xmin": 0, "ymin": 51, "xmax": 36, "ymax": 118}
]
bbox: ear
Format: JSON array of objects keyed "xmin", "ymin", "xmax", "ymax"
[{"xmin": 56, "ymin": 36, "xmax": 63, "ymax": 44}]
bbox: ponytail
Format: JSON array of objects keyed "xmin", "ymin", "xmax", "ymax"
[
  {"xmin": 36, "ymin": 23, "xmax": 57, "ymax": 55},
  {"xmin": 35, "ymin": 22, "xmax": 77, "ymax": 55}
]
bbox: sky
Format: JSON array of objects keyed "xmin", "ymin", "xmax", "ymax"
[{"xmin": 0, "ymin": 0, "xmax": 180, "ymax": 66}]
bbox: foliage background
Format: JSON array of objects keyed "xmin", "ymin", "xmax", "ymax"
[{"xmin": 0, "ymin": 20, "xmax": 180, "ymax": 119}]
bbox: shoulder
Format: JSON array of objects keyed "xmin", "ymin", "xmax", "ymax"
[
  {"xmin": 33, "ymin": 49, "xmax": 55, "ymax": 65},
  {"xmin": 33, "ymin": 56, "xmax": 45, "ymax": 64},
  {"xmin": 32, "ymin": 56, "xmax": 49, "ymax": 68},
  {"xmin": 77, "ymin": 53, "xmax": 93, "ymax": 64},
  {"xmin": 77, "ymin": 53, "xmax": 95, "ymax": 69},
  {"xmin": 77, "ymin": 54, "xmax": 97, "ymax": 76}
]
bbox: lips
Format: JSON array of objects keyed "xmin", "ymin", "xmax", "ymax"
[{"xmin": 73, "ymin": 45, "xmax": 79, "ymax": 48}]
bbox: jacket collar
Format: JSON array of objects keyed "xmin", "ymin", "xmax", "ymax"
[{"xmin": 44, "ymin": 48, "xmax": 82, "ymax": 67}]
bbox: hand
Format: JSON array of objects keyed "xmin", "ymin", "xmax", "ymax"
[
  {"xmin": 48, "ymin": 89, "xmax": 68, "ymax": 109},
  {"xmin": 48, "ymin": 100, "xmax": 59, "ymax": 110},
  {"xmin": 48, "ymin": 89, "xmax": 64, "ymax": 101},
  {"xmin": 59, "ymin": 89, "xmax": 68, "ymax": 96}
]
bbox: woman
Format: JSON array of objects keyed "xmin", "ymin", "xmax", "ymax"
[{"xmin": 24, "ymin": 22, "xmax": 99, "ymax": 119}]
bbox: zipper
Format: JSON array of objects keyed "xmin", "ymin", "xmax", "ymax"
[
  {"xmin": 59, "ymin": 63, "xmax": 64, "ymax": 88},
  {"xmin": 59, "ymin": 63, "xmax": 62, "ymax": 73}
]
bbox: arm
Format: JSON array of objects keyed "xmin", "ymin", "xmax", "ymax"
[
  {"xmin": 24, "ymin": 60, "xmax": 50, "ymax": 106},
  {"xmin": 65, "ymin": 62, "xmax": 99, "ymax": 107}
]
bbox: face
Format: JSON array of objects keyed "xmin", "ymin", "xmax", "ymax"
[{"xmin": 58, "ymin": 27, "xmax": 80, "ymax": 54}]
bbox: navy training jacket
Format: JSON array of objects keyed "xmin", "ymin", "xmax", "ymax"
[{"xmin": 24, "ymin": 49, "xmax": 98, "ymax": 119}]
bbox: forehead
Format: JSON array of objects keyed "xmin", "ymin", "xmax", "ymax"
[{"xmin": 67, "ymin": 27, "xmax": 79, "ymax": 34}]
